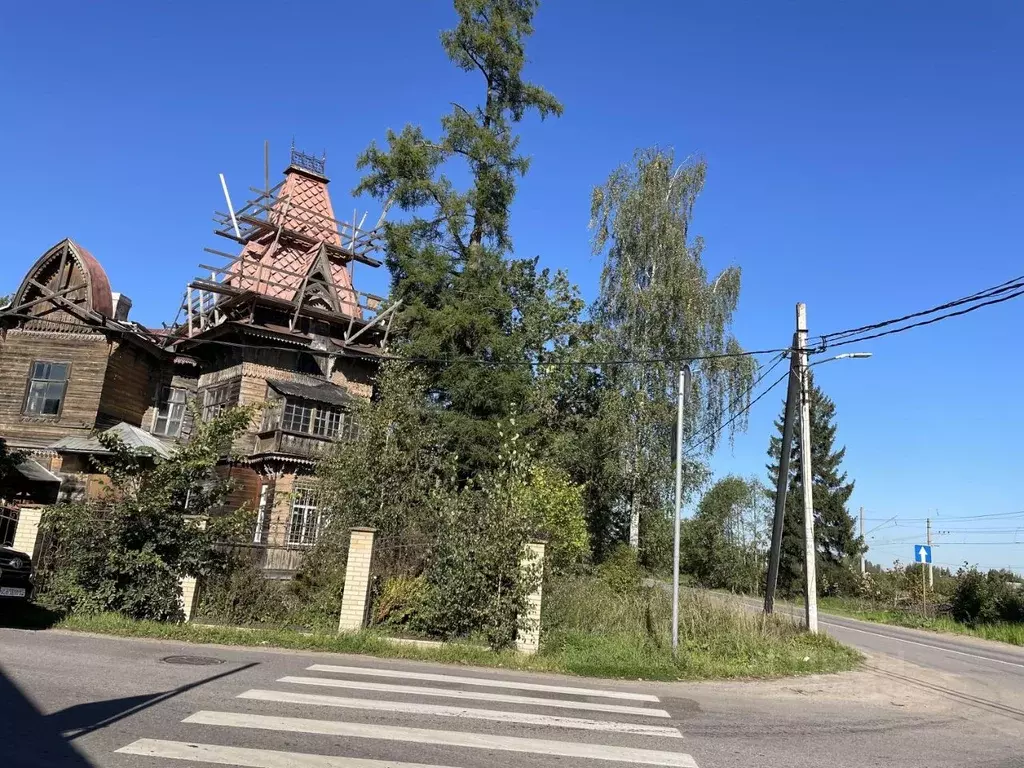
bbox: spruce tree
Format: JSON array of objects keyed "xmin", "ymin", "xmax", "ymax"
[
  {"xmin": 766, "ymin": 371, "xmax": 863, "ymax": 596},
  {"xmin": 355, "ymin": 0, "xmax": 571, "ymax": 474}
]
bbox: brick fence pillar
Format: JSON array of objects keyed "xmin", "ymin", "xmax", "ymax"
[
  {"xmin": 12, "ymin": 507, "xmax": 43, "ymax": 559},
  {"xmin": 180, "ymin": 577, "xmax": 199, "ymax": 622},
  {"xmin": 179, "ymin": 516, "xmax": 207, "ymax": 623},
  {"xmin": 338, "ymin": 527, "xmax": 376, "ymax": 632},
  {"xmin": 516, "ymin": 539, "xmax": 547, "ymax": 654}
]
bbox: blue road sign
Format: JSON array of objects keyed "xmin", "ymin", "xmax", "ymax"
[{"xmin": 915, "ymin": 545, "xmax": 932, "ymax": 564}]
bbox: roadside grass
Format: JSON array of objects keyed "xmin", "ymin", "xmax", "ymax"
[
  {"xmin": 535, "ymin": 574, "xmax": 859, "ymax": 679},
  {"xmin": 3, "ymin": 580, "xmax": 860, "ymax": 681},
  {"xmin": 816, "ymin": 596, "xmax": 1024, "ymax": 647}
]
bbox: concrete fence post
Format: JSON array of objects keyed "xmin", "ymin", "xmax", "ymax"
[
  {"xmin": 516, "ymin": 539, "xmax": 547, "ymax": 654},
  {"xmin": 338, "ymin": 527, "xmax": 377, "ymax": 632},
  {"xmin": 12, "ymin": 507, "xmax": 44, "ymax": 559}
]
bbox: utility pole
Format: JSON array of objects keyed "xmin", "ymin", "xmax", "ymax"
[
  {"xmin": 860, "ymin": 507, "xmax": 866, "ymax": 575},
  {"xmin": 926, "ymin": 517, "xmax": 933, "ymax": 588},
  {"xmin": 797, "ymin": 303, "xmax": 818, "ymax": 634},
  {"xmin": 671, "ymin": 366, "xmax": 691, "ymax": 657},
  {"xmin": 764, "ymin": 335, "xmax": 799, "ymax": 615}
]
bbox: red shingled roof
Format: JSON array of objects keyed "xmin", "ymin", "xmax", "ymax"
[{"xmin": 225, "ymin": 166, "xmax": 361, "ymax": 317}]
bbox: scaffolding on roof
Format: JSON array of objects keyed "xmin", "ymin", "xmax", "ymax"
[{"xmin": 169, "ymin": 146, "xmax": 397, "ymax": 348}]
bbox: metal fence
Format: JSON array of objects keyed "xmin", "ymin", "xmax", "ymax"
[{"xmin": 0, "ymin": 506, "xmax": 18, "ymax": 548}]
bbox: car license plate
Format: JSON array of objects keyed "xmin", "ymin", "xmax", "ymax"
[{"xmin": 0, "ymin": 587, "xmax": 26, "ymax": 598}]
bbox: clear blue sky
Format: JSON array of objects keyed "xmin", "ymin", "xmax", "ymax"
[{"xmin": 2, "ymin": 2, "xmax": 1022, "ymax": 573}]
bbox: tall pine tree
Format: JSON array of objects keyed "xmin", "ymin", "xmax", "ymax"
[
  {"xmin": 766, "ymin": 371, "xmax": 863, "ymax": 596},
  {"xmin": 355, "ymin": 0, "xmax": 572, "ymax": 474}
]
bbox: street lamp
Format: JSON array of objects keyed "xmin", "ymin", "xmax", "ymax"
[
  {"xmin": 671, "ymin": 365, "xmax": 691, "ymax": 657},
  {"xmin": 814, "ymin": 351, "xmax": 873, "ymax": 364}
]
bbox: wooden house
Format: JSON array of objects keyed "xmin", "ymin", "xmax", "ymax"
[{"xmin": 0, "ymin": 148, "xmax": 393, "ymax": 575}]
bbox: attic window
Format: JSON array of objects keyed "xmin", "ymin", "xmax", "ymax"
[{"xmin": 23, "ymin": 361, "xmax": 70, "ymax": 416}]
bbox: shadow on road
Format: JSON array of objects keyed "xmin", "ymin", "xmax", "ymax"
[
  {"xmin": 0, "ymin": 665, "xmax": 97, "ymax": 767},
  {"xmin": 51, "ymin": 660, "xmax": 258, "ymax": 740},
  {"xmin": 0, "ymin": 601, "xmax": 64, "ymax": 629},
  {"xmin": 0, "ymin": 658, "xmax": 258, "ymax": 766}
]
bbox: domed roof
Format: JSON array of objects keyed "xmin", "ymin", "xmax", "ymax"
[{"xmin": 10, "ymin": 239, "xmax": 114, "ymax": 319}]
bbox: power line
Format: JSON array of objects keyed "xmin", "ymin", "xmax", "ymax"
[
  {"xmin": 816, "ymin": 287, "xmax": 1024, "ymax": 351},
  {"xmin": 1, "ymin": 311, "xmax": 788, "ymax": 368},
  {"xmin": 681, "ymin": 352, "xmax": 787, "ymax": 449},
  {"xmin": 684, "ymin": 368, "xmax": 790, "ymax": 455},
  {"xmin": 816, "ymin": 272, "xmax": 1024, "ymax": 346},
  {"xmin": 863, "ymin": 510, "xmax": 1024, "ymax": 523}
]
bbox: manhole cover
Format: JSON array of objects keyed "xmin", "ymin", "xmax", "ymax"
[{"xmin": 161, "ymin": 655, "xmax": 225, "ymax": 666}]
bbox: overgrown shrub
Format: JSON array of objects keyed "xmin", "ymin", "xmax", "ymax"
[
  {"xmin": 314, "ymin": 372, "xmax": 558, "ymax": 651},
  {"xmin": 35, "ymin": 405, "xmax": 256, "ymax": 621},
  {"xmin": 951, "ymin": 566, "xmax": 1024, "ymax": 625},
  {"xmin": 198, "ymin": 552, "xmax": 288, "ymax": 626},
  {"xmin": 419, "ymin": 425, "xmax": 541, "ymax": 650},
  {"xmin": 371, "ymin": 575, "xmax": 427, "ymax": 627},
  {"xmin": 521, "ymin": 464, "xmax": 589, "ymax": 571}
]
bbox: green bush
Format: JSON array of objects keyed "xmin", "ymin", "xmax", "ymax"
[
  {"xmin": 950, "ymin": 567, "xmax": 1024, "ymax": 625},
  {"xmin": 597, "ymin": 544, "xmax": 645, "ymax": 593},
  {"xmin": 197, "ymin": 552, "xmax": 288, "ymax": 626},
  {"xmin": 35, "ymin": 405, "xmax": 256, "ymax": 621},
  {"xmin": 521, "ymin": 464, "xmax": 589, "ymax": 570},
  {"xmin": 372, "ymin": 576, "xmax": 427, "ymax": 628}
]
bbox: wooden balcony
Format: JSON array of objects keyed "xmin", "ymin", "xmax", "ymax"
[{"xmin": 253, "ymin": 428, "xmax": 333, "ymax": 459}]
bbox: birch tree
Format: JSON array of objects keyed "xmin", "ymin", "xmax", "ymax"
[{"xmin": 589, "ymin": 148, "xmax": 756, "ymax": 553}]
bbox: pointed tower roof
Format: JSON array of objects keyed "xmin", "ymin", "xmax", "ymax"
[{"xmin": 224, "ymin": 149, "xmax": 361, "ymax": 317}]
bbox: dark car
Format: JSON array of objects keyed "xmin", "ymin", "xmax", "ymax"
[{"xmin": 0, "ymin": 546, "xmax": 34, "ymax": 601}]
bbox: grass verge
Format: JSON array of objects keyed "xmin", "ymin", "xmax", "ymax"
[
  {"xmin": 816, "ymin": 597, "xmax": 1024, "ymax": 646},
  {"xmin": 3, "ymin": 578, "xmax": 861, "ymax": 681},
  {"xmin": 542, "ymin": 574, "xmax": 860, "ymax": 679}
]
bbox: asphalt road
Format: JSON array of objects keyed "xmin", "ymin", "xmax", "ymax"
[
  {"xmin": 725, "ymin": 592, "xmax": 1024, "ymax": 718},
  {"xmin": 1, "ymin": 628, "xmax": 1022, "ymax": 768}
]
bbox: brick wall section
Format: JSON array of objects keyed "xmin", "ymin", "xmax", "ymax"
[
  {"xmin": 338, "ymin": 527, "xmax": 376, "ymax": 632},
  {"xmin": 515, "ymin": 540, "xmax": 547, "ymax": 654},
  {"xmin": 11, "ymin": 507, "xmax": 43, "ymax": 559}
]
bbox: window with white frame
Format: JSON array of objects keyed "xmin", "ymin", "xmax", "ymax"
[
  {"xmin": 312, "ymin": 405, "xmax": 343, "ymax": 438},
  {"xmin": 23, "ymin": 361, "xmax": 70, "ymax": 416},
  {"xmin": 287, "ymin": 487, "xmax": 320, "ymax": 545},
  {"xmin": 153, "ymin": 386, "xmax": 187, "ymax": 437},
  {"xmin": 281, "ymin": 401, "xmax": 312, "ymax": 433},
  {"xmin": 274, "ymin": 399, "xmax": 352, "ymax": 440},
  {"xmin": 253, "ymin": 483, "xmax": 271, "ymax": 544}
]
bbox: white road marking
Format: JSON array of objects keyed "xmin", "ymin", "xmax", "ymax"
[
  {"xmin": 305, "ymin": 663, "xmax": 660, "ymax": 701},
  {"xmin": 239, "ymin": 688, "xmax": 682, "ymax": 738},
  {"xmin": 184, "ymin": 711, "xmax": 699, "ymax": 767},
  {"xmin": 819, "ymin": 620, "xmax": 1024, "ymax": 669},
  {"xmin": 116, "ymin": 738, "xmax": 462, "ymax": 767},
  {"xmin": 278, "ymin": 675, "xmax": 671, "ymax": 717}
]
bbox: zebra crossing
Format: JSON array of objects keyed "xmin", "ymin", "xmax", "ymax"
[{"xmin": 113, "ymin": 661, "xmax": 700, "ymax": 768}]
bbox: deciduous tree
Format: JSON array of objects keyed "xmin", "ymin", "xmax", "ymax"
[{"xmin": 588, "ymin": 148, "xmax": 756, "ymax": 555}]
